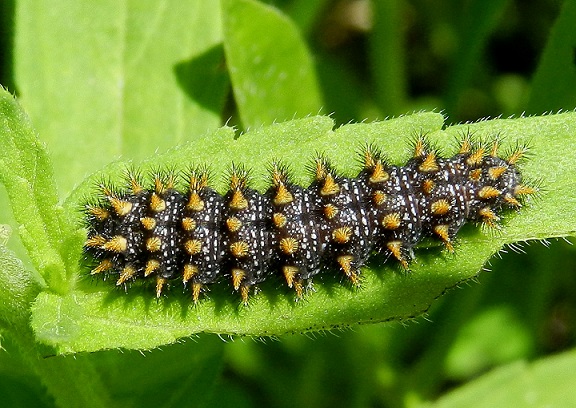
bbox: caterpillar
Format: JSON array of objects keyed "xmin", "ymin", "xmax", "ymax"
[{"xmin": 83, "ymin": 135, "xmax": 536, "ymax": 304}]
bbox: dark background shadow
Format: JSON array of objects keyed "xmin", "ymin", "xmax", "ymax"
[{"xmin": 173, "ymin": 44, "xmax": 230, "ymax": 119}]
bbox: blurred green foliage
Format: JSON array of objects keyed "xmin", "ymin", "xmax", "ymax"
[{"xmin": 1, "ymin": 0, "xmax": 576, "ymax": 407}]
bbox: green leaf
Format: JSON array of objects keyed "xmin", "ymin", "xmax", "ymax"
[
  {"xmin": 426, "ymin": 348, "xmax": 576, "ymax": 407},
  {"xmin": 0, "ymin": 224, "xmax": 41, "ymax": 332},
  {"xmin": 27, "ymin": 110, "xmax": 576, "ymax": 354},
  {"xmin": 81, "ymin": 338, "xmax": 224, "ymax": 408},
  {"xmin": 0, "ymin": 88, "xmax": 66, "ymax": 294},
  {"xmin": 222, "ymin": 0, "xmax": 323, "ymax": 128},
  {"xmin": 14, "ymin": 0, "xmax": 227, "ymax": 194},
  {"xmin": 444, "ymin": 306, "xmax": 533, "ymax": 379},
  {"xmin": 527, "ymin": 0, "xmax": 576, "ymax": 114}
]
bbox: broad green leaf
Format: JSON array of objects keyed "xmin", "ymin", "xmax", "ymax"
[
  {"xmin": 0, "ymin": 88, "xmax": 66, "ymax": 293},
  {"xmin": 426, "ymin": 348, "xmax": 576, "ymax": 407},
  {"xmin": 222, "ymin": 0, "xmax": 323, "ymax": 128},
  {"xmin": 527, "ymin": 0, "xmax": 576, "ymax": 114},
  {"xmin": 14, "ymin": 0, "xmax": 227, "ymax": 194},
  {"xmin": 29, "ymin": 111, "xmax": 576, "ymax": 354}
]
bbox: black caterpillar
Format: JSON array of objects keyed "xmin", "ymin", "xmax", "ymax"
[{"xmin": 83, "ymin": 135, "xmax": 535, "ymax": 304}]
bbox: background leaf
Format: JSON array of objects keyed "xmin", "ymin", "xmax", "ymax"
[
  {"xmin": 222, "ymin": 0, "xmax": 323, "ymax": 128},
  {"xmin": 14, "ymin": 0, "xmax": 227, "ymax": 194},
  {"xmin": 427, "ymin": 349, "xmax": 576, "ymax": 407},
  {"xmin": 527, "ymin": 0, "xmax": 576, "ymax": 114}
]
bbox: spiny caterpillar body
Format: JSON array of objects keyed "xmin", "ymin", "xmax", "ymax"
[{"xmin": 83, "ymin": 135, "xmax": 536, "ymax": 304}]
